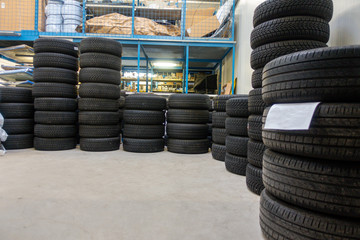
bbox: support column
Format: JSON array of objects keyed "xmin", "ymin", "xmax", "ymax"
[
  {"xmin": 219, "ymin": 62, "xmax": 222, "ymax": 95},
  {"xmin": 146, "ymin": 60, "xmax": 149, "ymax": 92},
  {"xmin": 137, "ymin": 42, "xmax": 140, "ymax": 92},
  {"xmin": 185, "ymin": 45, "xmax": 189, "ymax": 94},
  {"xmin": 231, "ymin": 46, "xmax": 235, "ymax": 94}
]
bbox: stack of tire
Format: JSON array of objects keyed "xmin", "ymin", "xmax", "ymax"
[
  {"xmin": 0, "ymin": 87, "xmax": 34, "ymax": 150},
  {"xmin": 207, "ymin": 101, "xmax": 213, "ymax": 148},
  {"xmin": 259, "ymin": 46, "xmax": 360, "ymax": 239},
  {"xmin": 78, "ymin": 37, "xmax": 122, "ymax": 152},
  {"xmin": 123, "ymin": 94, "xmax": 166, "ymax": 153},
  {"xmin": 167, "ymin": 94, "xmax": 210, "ymax": 154},
  {"xmin": 32, "ymin": 38, "xmax": 79, "ymax": 151},
  {"xmin": 118, "ymin": 95, "xmax": 125, "ymax": 134},
  {"xmin": 224, "ymin": 97, "xmax": 249, "ymax": 175},
  {"xmin": 247, "ymin": 0, "xmax": 333, "ymax": 195}
]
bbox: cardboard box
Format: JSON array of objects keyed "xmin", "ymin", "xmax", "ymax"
[
  {"xmin": 0, "ymin": 0, "xmax": 45, "ymax": 31},
  {"xmin": 187, "ymin": 15, "xmax": 220, "ymax": 38},
  {"xmin": 185, "ymin": 8, "xmax": 215, "ymax": 30}
]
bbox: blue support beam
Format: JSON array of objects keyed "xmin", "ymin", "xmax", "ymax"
[
  {"xmin": 185, "ymin": 45, "xmax": 189, "ymax": 94},
  {"xmin": 34, "ymin": 0, "xmax": 39, "ymax": 31},
  {"xmin": 231, "ymin": 46, "xmax": 236, "ymax": 94},
  {"xmin": 82, "ymin": 0, "xmax": 86, "ymax": 34},
  {"xmin": 137, "ymin": 42, "xmax": 140, "ymax": 92},
  {"xmin": 146, "ymin": 60, "xmax": 149, "ymax": 92}
]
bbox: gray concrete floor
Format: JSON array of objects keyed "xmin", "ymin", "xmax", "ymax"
[{"xmin": 0, "ymin": 147, "xmax": 264, "ymax": 240}]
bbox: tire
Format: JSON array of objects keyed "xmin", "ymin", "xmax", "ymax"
[
  {"xmin": 119, "ymin": 109, "xmax": 124, "ymax": 121},
  {"xmin": 123, "ymin": 124, "xmax": 164, "ymax": 139},
  {"xmin": 34, "ymin": 137, "xmax": 76, "ymax": 151},
  {"xmin": 225, "ymin": 117, "xmax": 248, "ymax": 137},
  {"xmin": 260, "ymin": 190, "xmax": 360, "ymax": 240},
  {"xmin": 211, "ymin": 143, "xmax": 226, "ymax": 161},
  {"xmin": 125, "ymin": 94, "xmax": 167, "ymax": 110},
  {"xmin": 0, "ymin": 103, "xmax": 34, "ymax": 118},
  {"xmin": 250, "ymin": 40, "xmax": 327, "ymax": 69},
  {"xmin": 250, "ymin": 16, "xmax": 330, "ymax": 49},
  {"xmin": 79, "ymin": 125, "xmax": 120, "ymax": 138},
  {"xmin": 80, "ymin": 37, "xmax": 122, "ymax": 57},
  {"xmin": 3, "ymin": 134, "xmax": 33, "ymax": 150},
  {"xmin": 78, "ymin": 98, "xmax": 119, "ymax": 111},
  {"xmin": 168, "ymin": 94, "xmax": 210, "ymax": 110},
  {"xmin": 0, "ymin": 87, "xmax": 33, "ymax": 103},
  {"xmin": 118, "ymin": 97, "xmax": 125, "ymax": 109},
  {"xmin": 213, "ymin": 95, "xmax": 248, "ymax": 112},
  {"xmin": 32, "ymin": 83, "xmax": 77, "ymax": 98},
  {"xmin": 252, "ymin": 68, "xmax": 263, "ymax": 88},
  {"xmin": 123, "ymin": 110, "xmax": 164, "ymax": 125},
  {"xmin": 33, "ymin": 67, "xmax": 78, "ymax": 85},
  {"xmin": 80, "ymin": 52, "xmax": 121, "ymax": 71},
  {"xmin": 35, "ymin": 111, "xmax": 77, "ymax": 124},
  {"xmin": 167, "ymin": 138, "xmax": 209, "ymax": 154},
  {"xmin": 225, "ymin": 136, "xmax": 248, "ymax": 156},
  {"xmin": 2, "ymin": 119, "xmax": 34, "ymax": 134},
  {"xmin": 262, "ymin": 103, "xmax": 360, "ymax": 161},
  {"xmin": 246, "ymin": 163, "xmax": 264, "ymax": 195},
  {"xmin": 34, "ymin": 98, "xmax": 77, "ymax": 111},
  {"xmin": 253, "ymin": 0, "xmax": 333, "ymax": 27},
  {"xmin": 248, "ymin": 88, "xmax": 266, "ymax": 114},
  {"xmin": 80, "ymin": 137, "xmax": 120, "ymax": 152},
  {"xmin": 79, "ymin": 68, "xmax": 120, "ymax": 85},
  {"xmin": 166, "ymin": 123, "xmax": 208, "ymax": 140},
  {"xmin": 212, "ymin": 127, "xmax": 227, "ymax": 145},
  {"xmin": 123, "ymin": 138, "xmax": 164, "ymax": 153},
  {"xmin": 78, "ymin": 111, "xmax": 119, "ymax": 125},
  {"xmin": 167, "ymin": 109, "xmax": 208, "ymax": 124},
  {"xmin": 34, "ymin": 38, "xmax": 79, "ymax": 57},
  {"xmin": 33, "ymin": 53, "xmax": 78, "ymax": 71},
  {"xmin": 212, "ymin": 111, "xmax": 227, "ymax": 128},
  {"xmin": 79, "ymin": 83, "xmax": 120, "ymax": 100},
  {"xmin": 226, "ymin": 97, "xmax": 249, "ymax": 117},
  {"xmin": 225, "ymin": 152, "xmax": 248, "ymax": 176},
  {"xmin": 262, "ymin": 46, "xmax": 360, "ymax": 104},
  {"xmin": 248, "ymin": 115, "xmax": 262, "ymax": 141},
  {"xmin": 34, "ymin": 124, "xmax": 76, "ymax": 138},
  {"xmin": 247, "ymin": 140, "xmax": 266, "ymax": 168}
]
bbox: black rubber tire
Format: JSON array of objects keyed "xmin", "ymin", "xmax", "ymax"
[
  {"xmin": 260, "ymin": 190, "xmax": 360, "ymax": 240},
  {"xmin": 33, "ymin": 53, "xmax": 78, "ymax": 71},
  {"xmin": 211, "ymin": 143, "xmax": 226, "ymax": 161},
  {"xmin": 34, "ymin": 124, "xmax": 76, "ymax": 138},
  {"xmin": 34, "ymin": 38, "xmax": 79, "ymax": 57},
  {"xmin": 212, "ymin": 111, "xmax": 227, "ymax": 128},
  {"xmin": 34, "ymin": 137, "xmax": 76, "ymax": 151},
  {"xmin": 78, "ymin": 98, "xmax": 119, "ymax": 111},
  {"xmin": 123, "ymin": 138, "xmax": 164, "ymax": 153},
  {"xmin": 80, "ymin": 137, "xmax": 120, "ymax": 152},
  {"xmin": 34, "ymin": 98, "xmax": 77, "ymax": 111},
  {"xmin": 248, "ymin": 88, "xmax": 266, "ymax": 114},
  {"xmin": 79, "ymin": 83, "xmax": 120, "ymax": 100},
  {"xmin": 247, "ymin": 139, "xmax": 266, "ymax": 168},
  {"xmin": 79, "ymin": 68, "xmax": 120, "ymax": 85},
  {"xmin": 124, "ymin": 110, "xmax": 164, "ymax": 125},
  {"xmin": 213, "ymin": 94, "xmax": 248, "ymax": 112},
  {"xmin": 250, "ymin": 40, "xmax": 327, "ymax": 69},
  {"xmin": 225, "ymin": 152, "xmax": 248, "ymax": 176},
  {"xmin": 262, "ymin": 45, "xmax": 360, "ymax": 104},
  {"xmin": 32, "ymin": 82, "xmax": 77, "ymax": 98},
  {"xmin": 79, "ymin": 125, "xmax": 120, "ymax": 138},
  {"xmin": 118, "ymin": 97, "xmax": 125, "ymax": 109},
  {"xmin": 119, "ymin": 109, "xmax": 124, "ymax": 122},
  {"xmin": 168, "ymin": 94, "xmax": 210, "ymax": 110},
  {"xmin": 212, "ymin": 127, "xmax": 227, "ymax": 145},
  {"xmin": 123, "ymin": 124, "xmax": 164, "ymax": 139},
  {"xmin": 246, "ymin": 163, "xmax": 264, "ymax": 195},
  {"xmin": 33, "ymin": 67, "xmax": 78, "ymax": 85},
  {"xmin": 226, "ymin": 97, "xmax": 249, "ymax": 117},
  {"xmin": 80, "ymin": 53, "xmax": 121, "ymax": 71},
  {"xmin": 78, "ymin": 111, "xmax": 119, "ymax": 125},
  {"xmin": 248, "ymin": 115, "xmax": 262, "ymax": 142},
  {"xmin": 3, "ymin": 134, "xmax": 33, "ymax": 150},
  {"xmin": 250, "ymin": 16, "xmax": 330, "ymax": 49},
  {"xmin": 252, "ymin": 68, "xmax": 263, "ymax": 88},
  {"xmin": 262, "ymin": 103, "xmax": 360, "ymax": 161},
  {"xmin": 2, "ymin": 119, "xmax": 34, "ymax": 134},
  {"xmin": 167, "ymin": 138, "xmax": 209, "ymax": 154},
  {"xmin": 253, "ymin": 0, "xmax": 334, "ymax": 27},
  {"xmin": 167, "ymin": 109, "xmax": 209, "ymax": 124},
  {"xmin": 80, "ymin": 37, "xmax": 122, "ymax": 57},
  {"xmin": 0, "ymin": 87, "xmax": 33, "ymax": 103},
  {"xmin": 35, "ymin": 111, "xmax": 77, "ymax": 125},
  {"xmin": 125, "ymin": 94, "xmax": 167, "ymax": 110},
  {"xmin": 166, "ymin": 123, "xmax": 208, "ymax": 140},
  {"xmin": 225, "ymin": 136, "xmax": 248, "ymax": 157},
  {"xmin": 0, "ymin": 103, "xmax": 34, "ymax": 118},
  {"xmin": 225, "ymin": 117, "xmax": 248, "ymax": 137}
]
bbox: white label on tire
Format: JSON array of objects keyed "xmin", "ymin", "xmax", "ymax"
[{"xmin": 264, "ymin": 102, "xmax": 320, "ymax": 130}]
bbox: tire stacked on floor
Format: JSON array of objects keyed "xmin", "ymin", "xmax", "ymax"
[
  {"xmin": 260, "ymin": 46, "xmax": 360, "ymax": 239},
  {"xmin": 32, "ymin": 38, "xmax": 79, "ymax": 151},
  {"xmin": 0, "ymin": 87, "xmax": 34, "ymax": 150},
  {"xmin": 123, "ymin": 94, "xmax": 166, "ymax": 153},
  {"xmin": 207, "ymin": 100, "xmax": 213, "ymax": 148},
  {"xmin": 78, "ymin": 37, "xmax": 122, "ymax": 152},
  {"xmin": 224, "ymin": 97, "xmax": 249, "ymax": 175},
  {"xmin": 118, "ymin": 95, "xmax": 125, "ymax": 134},
  {"xmin": 167, "ymin": 94, "xmax": 210, "ymax": 154}
]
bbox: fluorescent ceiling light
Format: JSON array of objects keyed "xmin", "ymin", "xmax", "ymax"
[{"xmin": 153, "ymin": 62, "xmax": 178, "ymax": 67}]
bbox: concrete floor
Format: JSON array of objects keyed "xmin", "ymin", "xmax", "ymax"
[{"xmin": 0, "ymin": 148, "xmax": 264, "ymax": 240}]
